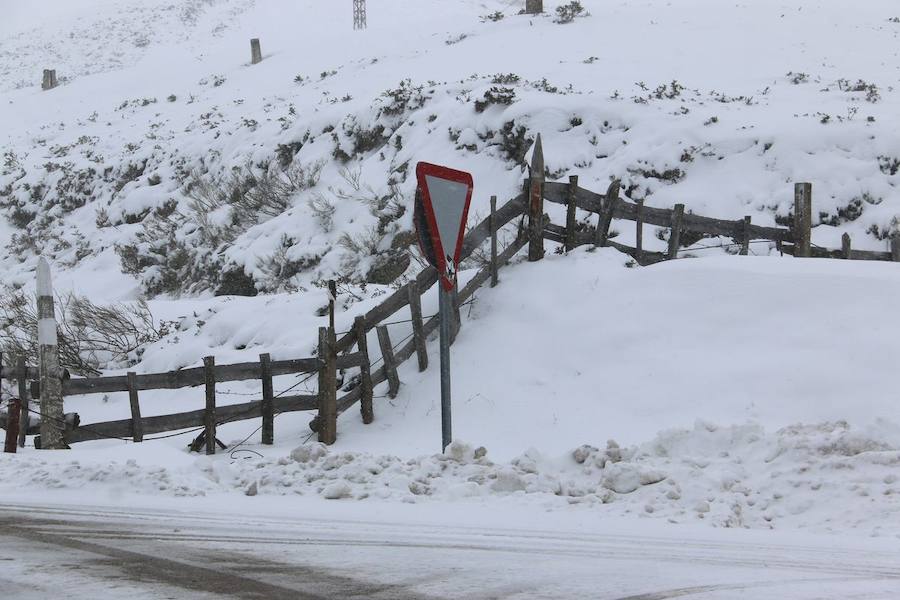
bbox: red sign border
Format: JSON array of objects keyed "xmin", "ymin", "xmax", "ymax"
[{"xmin": 415, "ymin": 162, "xmax": 474, "ymax": 291}]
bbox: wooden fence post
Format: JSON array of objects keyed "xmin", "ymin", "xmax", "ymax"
[
  {"xmin": 317, "ymin": 327, "xmax": 337, "ymax": 444},
  {"xmin": 16, "ymin": 356, "xmax": 28, "ymax": 448},
  {"xmin": 126, "ymin": 372, "xmax": 143, "ymax": 443},
  {"xmin": 842, "ymin": 233, "xmax": 851, "ymax": 259},
  {"xmin": 203, "ymin": 356, "xmax": 216, "ymax": 455},
  {"xmin": 490, "ymin": 196, "xmax": 499, "ymax": 287},
  {"xmin": 36, "ymin": 258, "xmax": 65, "ymax": 450},
  {"xmin": 794, "ymin": 183, "xmax": 812, "ymax": 258},
  {"xmin": 250, "ymin": 38, "xmax": 262, "ymax": 64},
  {"xmin": 668, "ymin": 204, "xmax": 685, "ymax": 259},
  {"xmin": 892, "ymin": 234, "xmax": 900, "ymax": 262},
  {"xmin": 327, "ymin": 280, "xmax": 337, "ymax": 330},
  {"xmin": 259, "ymin": 353, "xmax": 274, "ymax": 445},
  {"xmin": 376, "ymin": 325, "xmax": 400, "ymax": 398},
  {"xmin": 635, "ymin": 199, "xmax": 644, "ymax": 263},
  {"xmin": 525, "ymin": 0, "xmax": 543, "ymax": 14},
  {"xmin": 740, "ymin": 216, "xmax": 752, "ymax": 256},
  {"xmin": 408, "ymin": 282, "xmax": 428, "ymax": 372},
  {"xmin": 596, "ymin": 180, "xmax": 620, "ymax": 247},
  {"xmin": 353, "ymin": 317, "xmax": 374, "ymax": 424},
  {"xmin": 565, "ymin": 175, "xmax": 579, "ymax": 251},
  {"xmin": 42, "ymin": 69, "xmax": 58, "ymax": 90},
  {"xmin": 528, "ymin": 134, "xmax": 545, "ymax": 262},
  {"xmin": 4, "ymin": 398, "xmax": 20, "ymax": 454}
]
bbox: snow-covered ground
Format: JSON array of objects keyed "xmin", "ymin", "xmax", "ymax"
[
  {"xmin": 2, "ymin": 0, "xmax": 900, "ymax": 568},
  {"xmin": 4, "ymin": 250, "xmax": 900, "ymax": 542}
]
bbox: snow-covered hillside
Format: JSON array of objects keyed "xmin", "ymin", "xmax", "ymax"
[
  {"xmin": 2, "ymin": 0, "xmax": 900, "ymax": 541},
  {"xmin": 4, "ymin": 0, "xmax": 900, "ymax": 298}
]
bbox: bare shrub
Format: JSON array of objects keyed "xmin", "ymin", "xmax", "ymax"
[{"xmin": 0, "ymin": 288, "xmax": 166, "ymax": 375}]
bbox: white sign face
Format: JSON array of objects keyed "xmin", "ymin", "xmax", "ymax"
[{"xmin": 424, "ymin": 174, "xmax": 470, "ymax": 268}]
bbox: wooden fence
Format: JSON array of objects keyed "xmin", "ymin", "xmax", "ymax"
[
  {"xmin": 0, "ymin": 190, "xmax": 529, "ymax": 453},
  {"xmin": 4, "ymin": 132, "xmax": 899, "ymax": 453}
]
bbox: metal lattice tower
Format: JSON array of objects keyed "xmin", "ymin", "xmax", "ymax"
[{"xmin": 353, "ymin": 0, "xmax": 367, "ymax": 30}]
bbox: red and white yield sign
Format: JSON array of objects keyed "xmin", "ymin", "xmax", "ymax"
[{"xmin": 415, "ymin": 162, "xmax": 474, "ymax": 291}]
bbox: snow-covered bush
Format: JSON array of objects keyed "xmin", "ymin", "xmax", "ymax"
[{"xmin": 554, "ymin": 1, "xmax": 586, "ymax": 24}]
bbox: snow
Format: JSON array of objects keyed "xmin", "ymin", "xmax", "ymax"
[{"xmin": 2, "ymin": 0, "xmax": 900, "ymax": 560}]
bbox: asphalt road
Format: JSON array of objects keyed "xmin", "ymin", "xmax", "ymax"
[{"xmin": 0, "ymin": 503, "xmax": 898, "ymax": 599}]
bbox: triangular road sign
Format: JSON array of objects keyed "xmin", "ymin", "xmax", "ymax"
[{"xmin": 415, "ymin": 162, "xmax": 474, "ymax": 291}]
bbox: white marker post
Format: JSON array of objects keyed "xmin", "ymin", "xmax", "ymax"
[
  {"xmin": 415, "ymin": 163, "xmax": 474, "ymax": 452},
  {"xmin": 36, "ymin": 258, "xmax": 65, "ymax": 449}
]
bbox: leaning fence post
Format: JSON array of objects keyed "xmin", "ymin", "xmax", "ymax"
[
  {"xmin": 317, "ymin": 327, "xmax": 337, "ymax": 444},
  {"xmin": 126, "ymin": 372, "xmax": 143, "ymax": 443},
  {"xmin": 635, "ymin": 199, "xmax": 644, "ymax": 263},
  {"xmin": 528, "ymin": 134, "xmax": 545, "ymax": 262},
  {"xmin": 203, "ymin": 356, "xmax": 216, "ymax": 455},
  {"xmin": 4, "ymin": 398, "xmax": 20, "ymax": 454},
  {"xmin": 376, "ymin": 325, "xmax": 400, "ymax": 399},
  {"xmin": 793, "ymin": 183, "xmax": 812, "ymax": 258},
  {"xmin": 408, "ymin": 282, "xmax": 428, "ymax": 372},
  {"xmin": 250, "ymin": 38, "xmax": 262, "ymax": 64},
  {"xmin": 596, "ymin": 180, "xmax": 620, "ymax": 246},
  {"xmin": 16, "ymin": 356, "xmax": 28, "ymax": 448},
  {"xmin": 490, "ymin": 195, "xmax": 499, "ymax": 287},
  {"xmin": 668, "ymin": 204, "xmax": 685, "ymax": 259},
  {"xmin": 565, "ymin": 175, "xmax": 579, "ymax": 251},
  {"xmin": 353, "ymin": 317, "xmax": 374, "ymax": 424},
  {"xmin": 36, "ymin": 258, "xmax": 65, "ymax": 450},
  {"xmin": 740, "ymin": 216, "xmax": 752, "ymax": 256},
  {"xmin": 259, "ymin": 353, "xmax": 274, "ymax": 445},
  {"xmin": 842, "ymin": 233, "xmax": 852, "ymax": 259}
]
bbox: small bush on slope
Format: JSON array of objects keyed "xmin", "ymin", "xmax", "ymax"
[{"xmin": 0, "ymin": 288, "xmax": 165, "ymax": 375}]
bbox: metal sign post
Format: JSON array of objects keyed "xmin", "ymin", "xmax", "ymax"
[
  {"xmin": 438, "ymin": 282, "xmax": 453, "ymax": 450},
  {"xmin": 414, "ymin": 162, "xmax": 474, "ymax": 452}
]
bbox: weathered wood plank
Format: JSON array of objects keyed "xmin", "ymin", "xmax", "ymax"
[
  {"xmin": 546, "ymin": 179, "xmax": 793, "ymax": 244},
  {"xmin": 528, "ymin": 134, "xmax": 545, "ymax": 262},
  {"xmin": 408, "ymin": 281, "xmax": 428, "ymax": 372},
  {"xmin": 636, "ymin": 199, "xmax": 644, "ymax": 263},
  {"xmin": 565, "ymin": 175, "xmax": 578, "ymax": 251},
  {"xmin": 0, "ymin": 365, "xmax": 39, "ymax": 381},
  {"xmin": 203, "ymin": 356, "xmax": 216, "ymax": 455},
  {"xmin": 353, "ymin": 316, "xmax": 374, "ymax": 424},
  {"xmin": 127, "ymin": 372, "xmax": 143, "ymax": 443},
  {"xmin": 62, "ymin": 357, "xmax": 322, "ymax": 397},
  {"xmin": 65, "ymin": 394, "xmax": 318, "ymax": 445},
  {"xmin": 260, "ymin": 353, "xmax": 274, "ymax": 445},
  {"xmin": 376, "ymin": 325, "xmax": 400, "ymax": 398},
  {"xmin": 740, "ymin": 216, "xmax": 752, "ymax": 256},
  {"xmin": 794, "ymin": 183, "xmax": 812, "ymax": 258},
  {"xmin": 17, "ymin": 356, "xmax": 29, "ymax": 448},
  {"xmin": 596, "ymin": 180, "xmax": 619, "ymax": 246},
  {"xmin": 317, "ymin": 327, "xmax": 337, "ymax": 445},
  {"xmin": 490, "ymin": 195, "xmax": 499, "ymax": 287},
  {"xmin": 668, "ymin": 204, "xmax": 685, "ymax": 259}
]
